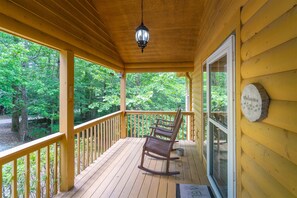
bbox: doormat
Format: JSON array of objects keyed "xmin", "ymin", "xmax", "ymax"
[{"xmin": 176, "ymin": 184, "xmax": 214, "ymax": 198}]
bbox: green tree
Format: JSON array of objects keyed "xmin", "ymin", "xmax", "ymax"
[
  {"xmin": 126, "ymin": 73, "xmax": 186, "ymax": 110},
  {"xmin": 0, "ymin": 32, "xmax": 59, "ymax": 138},
  {"xmin": 74, "ymin": 58, "xmax": 120, "ymax": 124}
]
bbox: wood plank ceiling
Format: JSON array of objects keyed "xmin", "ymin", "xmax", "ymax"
[
  {"xmin": 0, "ymin": 0, "xmax": 205, "ymax": 72},
  {"xmin": 91, "ymin": 0, "xmax": 205, "ymax": 72}
]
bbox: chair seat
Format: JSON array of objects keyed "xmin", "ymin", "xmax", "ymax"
[{"xmin": 145, "ymin": 137, "xmax": 171, "ymax": 157}]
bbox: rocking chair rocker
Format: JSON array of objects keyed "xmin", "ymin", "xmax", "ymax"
[{"xmin": 138, "ymin": 115, "xmax": 183, "ymax": 175}]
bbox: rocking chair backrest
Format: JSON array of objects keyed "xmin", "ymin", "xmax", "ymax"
[
  {"xmin": 169, "ymin": 115, "xmax": 183, "ymax": 142},
  {"xmin": 173, "ymin": 107, "xmax": 181, "ymax": 123}
]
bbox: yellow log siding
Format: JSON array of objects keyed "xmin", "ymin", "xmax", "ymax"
[
  {"xmin": 240, "ymin": 0, "xmax": 297, "ymax": 196},
  {"xmin": 193, "ymin": 0, "xmax": 297, "ymax": 197},
  {"xmin": 241, "ymin": 5, "xmax": 297, "ymax": 61},
  {"xmin": 241, "ymin": 37, "xmax": 297, "ymax": 78},
  {"xmin": 192, "ymin": 66, "xmax": 203, "ymax": 159},
  {"xmin": 241, "ymin": 0, "xmax": 296, "ymax": 42}
]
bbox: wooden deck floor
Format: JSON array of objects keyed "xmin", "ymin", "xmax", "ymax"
[{"xmin": 56, "ymin": 138, "xmax": 209, "ymax": 198}]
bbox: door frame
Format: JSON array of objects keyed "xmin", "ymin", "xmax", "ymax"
[{"xmin": 206, "ymin": 35, "xmax": 236, "ymax": 198}]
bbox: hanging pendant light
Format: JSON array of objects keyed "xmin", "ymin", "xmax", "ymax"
[{"xmin": 135, "ymin": 0, "xmax": 149, "ymax": 53}]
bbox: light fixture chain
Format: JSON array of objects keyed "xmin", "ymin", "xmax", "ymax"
[{"xmin": 141, "ymin": 0, "xmax": 144, "ymax": 23}]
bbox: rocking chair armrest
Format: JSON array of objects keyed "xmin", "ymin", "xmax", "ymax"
[
  {"xmin": 144, "ymin": 135, "xmax": 174, "ymax": 143},
  {"xmin": 153, "ymin": 122, "xmax": 174, "ymax": 127},
  {"xmin": 149, "ymin": 126, "xmax": 173, "ymax": 132},
  {"xmin": 155, "ymin": 119, "xmax": 174, "ymax": 123}
]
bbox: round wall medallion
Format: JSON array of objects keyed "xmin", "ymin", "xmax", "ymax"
[{"xmin": 241, "ymin": 83, "xmax": 270, "ymax": 122}]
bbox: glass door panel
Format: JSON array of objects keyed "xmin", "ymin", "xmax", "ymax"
[
  {"xmin": 210, "ymin": 122, "xmax": 228, "ymax": 197},
  {"xmin": 209, "ymin": 55, "xmax": 228, "ymax": 128}
]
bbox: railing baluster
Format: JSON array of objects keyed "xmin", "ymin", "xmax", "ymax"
[
  {"xmin": 0, "ymin": 164, "xmax": 2, "ymax": 196},
  {"xmin": 149, "ymin": 115, "xmax": 153, "ymax": 136},
  {"xmin": 112, "ymin": 117, "xmax": 117, "ymax": 144},
  {"xmin": 106, "ymin": 121, "xmax": 108, "ymax": 149},
  {"xmin": 46, "ymin": 146, "xmax": 50, "ymax": 198},
  {"xmin": 107, "ymin": 120, "xmax": 109, "ymax": 149},
  {"xmin": 93, "ymin": 126, "xmax": 96, "ymax": 160},
  {"xmin": 137, "ymin": 114, "xmax": 140, "ymax": 138},
  {"xmin": 191, "ymin": 114, "xmax": 194, "ymax": 141},
  {"xmin": 117, "ymin": 116, "xmax": 122, "ymax": 140},
  {"xmin": 97, "ymin": 124, "xmax": 100, "ymax": 158},
  {"xmin": 103, "ymin": 122, "xmax": 105, "ymax": 151},
  {"xmin": 134, "ymin": 114, "xmax": 136, "ymax": 138},
  {"xmin": 110, "ymin": 119, "xmax": 112, "ymax": 147},
  {"xmin": 115, "ymin": 117, "xmax": 117, "ymax": 141},
  {"xmin": 77, "ymin": 133, "xmax": 80, "ymax": 175},
  {"xmin": 129, "ymin": 114, "xmax": 132, "ymax": 137},
  {"xmin": 90, "ymin": 127, "xmax": 93, "ymax": 163},
  {"xmin": 106, "ymin": 120, "xmax": 109, "ymax": 149},
  {"xmin": 101, "ymin": 123, "xmax": 103, "ymax": 153},
  {"xmin": 103, "ymin": 122, "xmax": 105, "ymax": 152},
  {"xmin": 54, "ymin": 143, "xmax": 58, "ymax": 194},
  {"xmin": 36, "ymin": 150, "xmax": 41, "ymax": 198},
  {"xmin": 111, "ymin": 118, "xmax": 112, "ymax": 145},
  {"xmin": 114, "ymin": 117, "xmax": 116, "ymax": 143},
  {"xmin": 144, "ymin": 115, "xmax": 147, "ymax": 136},
  {"xmin": 183, "ymin": 116, "xmax": 186, "ymax": 140},
  {"xmin": 25, "ymin": 154, "xmax": 30, "ymax": 198},
  {"xmin": 82, "ymin": 130, "xmax": 85, "ymax": 171},
  {"xmin": 108, "ymin": 119, "xmax": 112, "ymax": 148},
  {"xmin": 94, "ymin": 126, "xmax": 96, "ymax": 159},
  {"xmin": 12, "ymin": 160, "xmax": 17, "ymax": 198},
  {"xmin": 58, "ymin": 143, "xmax": 61, "ymax": 193},
  {"xmin": 112, "ymin": 117, "xmax": 117, "ymax": 143},
  {"xmin": 141, "ymin": 114, "xmax": 144, "ymax": 138},
  {"xmin": 86, "ymin": 129, "xmax": 89, "ymax": 167},
  {"xmin": 100, "ymin": 123, "xmax": 103, "ymax": 154},
  {"xmin": 109, "ymin": 120, "xmax": 111, "ymax": 148}
]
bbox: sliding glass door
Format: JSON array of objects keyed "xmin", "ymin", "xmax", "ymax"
[{"xmin": 206, "ymin": 35, "xmax": 235, "ymax": 198}]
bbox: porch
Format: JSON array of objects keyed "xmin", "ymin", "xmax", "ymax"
[
  {"xmin": 56, "ymin": 138, "xmax": 208, "ymax": 198},
  {"xmin": 0, "ymin": 110, "xmax": 204, "ymax": 198}
]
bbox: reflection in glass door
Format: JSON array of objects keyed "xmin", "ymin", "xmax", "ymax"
[{"xmin": 206, "ymin": 36, "xmax": 235, "ymax": 198}]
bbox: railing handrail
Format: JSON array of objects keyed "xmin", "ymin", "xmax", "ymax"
[
  {"xmin": 74, "ymin": 111, "xmax": 123, "ymax": 134},
  {"xmin": 125, "ymin": 110, "xmax": 194, "ymax": 116},
  {"xmin": 0, "ymin": 132, "xmax": 64, "ymax": 165}
]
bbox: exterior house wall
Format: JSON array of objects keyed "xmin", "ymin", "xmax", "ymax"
[
  {"xmin": 192, "ymin": 0, "xmax": 297, "ymax": 197},
  {"xmin": 240, "ymin": 0, "xmax": 297, "ymax": 197}
]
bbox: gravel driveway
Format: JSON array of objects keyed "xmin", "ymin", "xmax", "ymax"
[{"xmin": 0, "ymin": 117, "xmax": 22, "ymax": 152}]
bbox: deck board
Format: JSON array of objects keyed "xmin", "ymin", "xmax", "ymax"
[{"xmin": 56, "ymin": 138, "xmax": 209, "ymax": 198}]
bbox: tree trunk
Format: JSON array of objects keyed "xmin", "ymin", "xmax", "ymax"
[
  {"xmin": 51, "ymin": 109, "xmax": 54, "ymax": 133},
  {"xmin": 20, "ymin": 86, "xmax": 28, "ymax": 141},
  {"xmin": 11, "ymin": 86, "xmax": 20, "ymax": 132},
  {"xmin": 11, "ymin": 111, "xmax": 20, "ymax": 132}
]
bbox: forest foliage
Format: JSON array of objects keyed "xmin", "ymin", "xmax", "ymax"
[{"xmin": 0, "ymin": 31, "xmax": 186, "ymax": 140}]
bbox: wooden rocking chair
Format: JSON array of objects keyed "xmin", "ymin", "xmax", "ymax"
[{"xmin": 138, "ymin": 115, "xmax": 183, "ymax": 175}]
